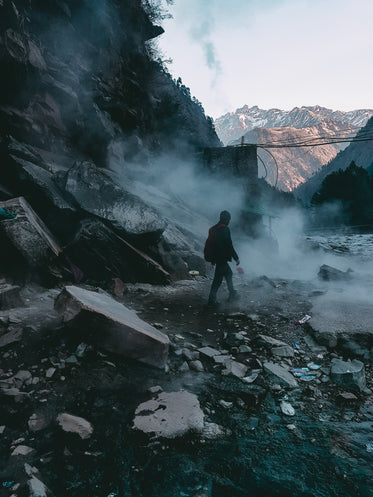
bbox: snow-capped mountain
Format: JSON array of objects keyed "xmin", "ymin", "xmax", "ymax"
[{"xmin": 215, "ymin": 105, "xmax": 373, "ymax": 146}]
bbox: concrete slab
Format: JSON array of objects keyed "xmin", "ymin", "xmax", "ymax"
[{"xmin": 55, "ymin": 285, "xmax": 170, "ymax": 368}]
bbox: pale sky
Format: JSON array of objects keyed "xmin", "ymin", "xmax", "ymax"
[{"xmin": 157, "ymin": 0, "xmax": 373, "ymax": 118}]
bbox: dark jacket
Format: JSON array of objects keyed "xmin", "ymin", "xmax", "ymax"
[{"xmin": 211, "ymin": 223, "xmax": 239, "ymax": 264}]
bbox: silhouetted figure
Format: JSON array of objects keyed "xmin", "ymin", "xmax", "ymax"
[{"xmin": 206, "ymin": 210, "xmax": 240, "ymax": 306}]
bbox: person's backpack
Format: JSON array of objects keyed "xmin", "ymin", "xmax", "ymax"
[{"xmin": 204, "ymin": 224, "xmax": 225, "ymax": 262}]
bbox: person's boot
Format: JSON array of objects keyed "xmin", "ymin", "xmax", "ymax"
[{"xmin": 227, "ymin": 290, "xmax": 238, "ymax": 302}]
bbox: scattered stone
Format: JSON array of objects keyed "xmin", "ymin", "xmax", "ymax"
[
  {"xmin": 75, "ymin": 343, "xmax": 88, "ymax": 358},
  {"xmin": 56, "ymin": 413, "xmax": 94, "ymax": 439},
  {"xmin": 0, "ymin": 328, "xmax": 23, "ymax": 348},
  {"xmin": 318, "ymin": 264, "xmax": 352, "ymax": 281},
  {"xmin": 153, "ymin": 323, "xmax": 164, "ymax": 330},
  {"xmin": 11, "ymin": 445, "xmax": 34, "ymax": 456},
  {"xmin": 190, "ymin": 360, "xmax": 204, "ymax": 372},
  {"xmin": 182, "ymin": 348, "xmax": 199, "ymax": 361},
  {"xmin": 272, "ymin": 345, "xmax": 294, "ymax": 358},
  {"xmin": 219, "ymin": 400, "xmax": 233, "ymax": 409},
  {"xmin": 238, "ymin": 345, "xmax": 252, "ymax": 354},
  {"xmin": 280, "ymin": 401, "xmax": 295, "ymax": 416},
  {"xmin": 0, "ymin": 425, "xmax": 5, "ymax": 434},
  {"xmin": 0, "ymin": 283, "xmax": 22, "ymax": 310},
  {"xmin": 65, "ymin": 355, "xmax": 78, "ymax": 364},
  {"xmin": 263, "ymin": 362, "xmax": 299, "ymax": 388},
  {"xmin": 222, "ymin": 360, "xmax": 248, "ymax": 379},
  {"xmin": 179, "ymin": 361, "xmax": 190, "ymax": 372},
  {"xmin": 28, "ymin": 413, "xmax": 49, "ymax": 432},
  {"xmin": 337, "ymin": 392, "xmax": 358, "ymax": 405},
  {"xmin": 55, "ymin": 286, "xmax": 170, "ymax": 369},
  {"xmin": 133, "ymin": 391, "xmax": 204, "ymax": 438},
  {"xmin": 213, "ymin": 355, "xmax": 230, "ymax": 365},
  {"xmin": 148, "ymin": 385, "xmax": 163, "ymax": 394},
  {"xmin": 331, "ymin": 359, "xmax": 366, "ymax": 391},
  {"xmin": 28, "ymin": 476, "xmax": 51, "ymax": 497},
  {"xmin": 202, "ymin": 422, "xmax": 228, "ymax": 439},
  {"xmin": 45, "ymin": 367, "xmax": 56, "ymax": 378},
  {"xmin": 286, "ymin": 424, "xmax": 296, "ymax": 431},
  {"xmin": 198, "ymin": 346, "xmax": 221, "ymax": 358},
  {"xmin": 257, "ymin": 334, "xmax": 288, "ymax": 348},
  {"xmin": 242, "ymin": 372, "xmax": 259, "ymax": 384}
]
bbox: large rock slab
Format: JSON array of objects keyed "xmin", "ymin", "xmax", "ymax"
[
  {"xmin": 133, "ymin": 391, "xmax": 204, "ymax": 438},
  {"xmin": 0, "ymin": 196, "xmax": 61, "ymax": 270},
  {"xmin": 66, "ymin": 218, "xmax": 170, "ymax": 284},
  {"xmin": 55, "ymin": 285, "xmax": 170, "ymax": 368},
  {"xmin": 331, "ymin": 359, "xmax": 366, "ymax": 391},
  {"xmin": 56, "ymin": 161, "xmax": 166, "ymax": 242}
]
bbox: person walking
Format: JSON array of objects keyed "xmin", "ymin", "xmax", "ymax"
[{"xmin": 205, "ymin": 210, "xmax": 240, "ymax": 306}]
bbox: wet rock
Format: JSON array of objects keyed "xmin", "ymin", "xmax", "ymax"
[
  {"xmin": 222, "ymin": 359, "xmax": 248, "ymax": 379},
  {"xmin": 55, "ymin": 285, "xmax": 170, "ymax": 369},
  {"xmin": 182, "ymin": 348, "xmax": 199, "ymax": 361},
  {"xmin": 148, "ymin": 385, "xmax": 163, "ymax": 394},
  {"xmin": 56, "ymin": 413, "xmax": 93, "ymax": 439},
  {"xmin": 272, "ymin": 345, "xmax": 294, "ymax": 358},
  {"xmin": 318, "ymin": 264, "xmax": 353, "ymax": 281},
  {"xmin": 213, "ymin": 355, "xmax": 230, "ymax": 365},
  {"xmin": 218, "ymin": 400, "xmax": 233, "ymax": 409},
  {"xmin": 45, "ymin": 367, "xmax": 56, "ymax": 378},
  {"xmin": 0, "ymin": 425, "xmax": 5, "ymax": 434},
  {"xmin": 331, "ymin": 359, "xmax": 366, "ymax": 391},
  {"xmin": 179, "ymin": 361, "xmax": 190, "ymax": 372},
  {"xmin": 133, "ymin": 391, "xmax": 204, "ymax": 439},
  {"xmin": 263, "ymin": 362, "xmax": 299, "ymax": 388},
  {"xmin": 239, "ymin": 344, "xmax": 252, "ymax": 353},
  {"xmin": 11, "ymin": 445, "xmax": 34, "ymax": 456}
]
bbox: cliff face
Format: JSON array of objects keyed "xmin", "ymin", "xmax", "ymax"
[
  {"xmin": 0, "ymin": 0, "xmax": 220, "ymax": 283},
  {"xmin": 0, "ymin": 0, "xmax": 219, "ymax": 163}
]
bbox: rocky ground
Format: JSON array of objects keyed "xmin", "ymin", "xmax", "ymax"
[{"xmin": 1, "ymin": 271, "xmax": 373, "ymax": 497}]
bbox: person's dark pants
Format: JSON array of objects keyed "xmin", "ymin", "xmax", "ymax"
[{"xmin": 208, "ymin": 262, "xmax": 236, "ymax": 304}]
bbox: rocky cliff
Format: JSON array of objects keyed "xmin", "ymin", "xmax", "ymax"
[{"xmin": 0, "ymin": 0, "xmax": 220, "ymax": 284}]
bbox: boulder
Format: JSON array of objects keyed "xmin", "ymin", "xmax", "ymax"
[
  {"xmin": 56, "ymin": 161, "xmax": 166, "ymax": 243},
  {"xmin": 0, "ymin": 197, "xmax": 61, "ymax": 277},
  {"xmin": 133, "ymin": 391, "xmax": 204, "ymax": 438},
  {"xmin": 55, "ymin": 285, "xmax": 170, "ymax": 368},
  {"xmin": 331, "ymin": 359, "xmax": 366, "ymax": 391},
  {"xmin": 257, "ymin": 334, "xmax": 289, "ymax": 348},
  {"xmin": 263, "ymin": 362, "xmax": 299, "ymax": 388},
  {"xmin": 66, "ymin": 218, "xmax": 170, "ymax": 284},
  {"xmin": 222, "ymin": 359, "xmax": 248, "ymax": 379},
  {"xmin": 272, "ymin": 345, "xmax": 294, "ymax": 358},
  {"xmin": 56, "ymin": 413, "xmax": 93, "ymax": 439},
  {"xmin": 28, "ymin": 476, "xmax": 51, "ymax": 497},
  {"xmin": 318, "ymin": 264, "xmax": 352, "ymax": 282}
]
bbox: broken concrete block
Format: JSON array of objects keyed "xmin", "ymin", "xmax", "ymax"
[
  {"xmin": 55, "ymin": 286, "xmax": 170, "ymax": 369},
  {"xmin": 133, "ymin": 391, "xmax": 204, "ymax": 438},
  {"xmin": 331, "ymin": 359, "xmax": 366, "ymax": 391},
  {"xmin": 56, "ymin": 413, "xmax": 93, "ymax": 439},
  {"xmin": 264, "ymin": 362, "xmax": 299, "ymax": 388}
]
